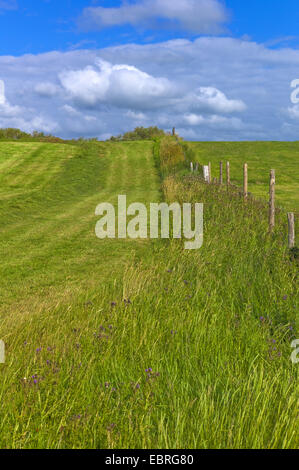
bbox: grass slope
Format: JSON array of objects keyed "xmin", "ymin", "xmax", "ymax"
[
  {"xmin": 189, "ymin": 142, "xmax": 299, "ymax": 211},
  {"xmin": 0, "ymin": 141, "xmax": 298, "ymax": 449},
  {"xmin": 0, "ymin": 141, "xmax": 160, "ymax": 308}
]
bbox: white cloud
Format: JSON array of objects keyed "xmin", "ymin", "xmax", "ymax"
[
  {"xmin": 59, "ymin": 64, "xmax": 109, "ymax": 107},
  {"xmin": 0, "ymin": 79, "xmax": 57, "ymax": 133},
  {"xmin": 34, "ymin": 82, "xmax": 59, "ymax": 97},
  {"xmin": 183, "ymin": 113, "xmax": 243, "ymax": 129},
  {"xmin": 0, "ymin": 79, "xmax": 22, "ymax": 116},
  {"xmin": 59, "ymin": 58, "xmax": 245, "ymax": 119},
  {"xmin": 188, "ymin": 87, "xmax": 246, "ymax": 114},
  {"xmin": 126, "ymin": 110, "xmax": 147, "ymax": 120},
  {"xmin": 183, "ymin": 113, "xmax": 204, "ymax": 125},
  {"xmin": 0, "ymin": 114, "xmax": 57, "ymax": 134},
  {"xmin": 78, "ymin": 0, "xmax": 228, "ymax": 34},
  {"xmin": 59, "ymin": 59, "xmax": 177, "ymax": 109},
  {"xmin": 22, "ymin": 116, "xmax": 57, "ymax": 134},
  {"xmin": 61, "ymin": 104, "xmax": 80, "ymax": 115}
]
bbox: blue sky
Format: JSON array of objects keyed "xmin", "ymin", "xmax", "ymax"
[
  {"xmin": 1, "ymin": 0, "xmax": 299, "ymax": 140},
  {"xmin": 1, "ymin": 0, "xmax": 299, "ymax": 55}
]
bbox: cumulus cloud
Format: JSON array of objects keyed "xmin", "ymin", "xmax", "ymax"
[
  {"xmin": 59, "ymin": 59, "xmax": 177, "ymax": 109},
  {"xmin": 78, "ymin": 0, "xmax": 228, "ymax": 34},
  {"xmin": 59, "ymin": 58, "xmax": 244, "ymax": 119}
]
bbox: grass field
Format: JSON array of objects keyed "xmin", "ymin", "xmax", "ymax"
[
  {"xmin": 190, "ymin": 142, "xmax": 299, "ymax": 212},
  {"xmin": 0, "ymin": 140, "xmax": 298, "ymax": 449}
]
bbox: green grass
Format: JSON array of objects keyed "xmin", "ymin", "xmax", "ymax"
[
  {"xmin": 0, "ymin": 140, "xmax": 298, "ymax": 449},
  {"xmin": 189, "ymin": 141, "xmax": 299, "ymax": 211},
  {"xmin": 0, "ymin": 141, "xmax": 160, "ymax": 306}
]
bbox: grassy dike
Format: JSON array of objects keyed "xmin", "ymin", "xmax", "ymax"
[{"xmin": 0, "ymin": 139, "xmax": 298, "ymax": 449}]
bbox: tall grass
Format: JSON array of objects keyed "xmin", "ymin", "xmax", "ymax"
[{"xmin": 159, "ymin": 136, "xmax": 185, "ymax": 173}]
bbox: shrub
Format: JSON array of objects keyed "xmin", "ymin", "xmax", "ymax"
[
  {"xmin": 159, "ymin": 136, "xmax": 185, "ymax": 172},
  {"xmin": 0, "ymin": 128, "xmax": 31, "ymax": 140},
  {"xmin": 109, "ymin": 126, "xmax": 167, "ymax": 142}
]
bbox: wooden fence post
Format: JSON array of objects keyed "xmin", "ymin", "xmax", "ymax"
[
  {"xmin": 226, "ymin": 162, "xmax": 230, "ymax": 186},
  {"xmin": 219, "ymin": 161, "xmax": 223, "ymax": 185},
  {"xmin": 269, "ymin": 169, "xmax": 275, "ymax": 232},
  {"xmin": 203, "ymin": 166, "xmax": 209, "ymax": 182},
  {"xmin": 208, "ymin": 162, "xmax": 211, "ymax": 184},
  {"xmin": 288, "ymin": 213, "xmax": 295, "ymax": 248},
  {"xmin": 243, "ymin": 164, "xmax": 248, "ymax": 201},
  {"xmin": 195, "ymin": 162, "xmax": 199, "ymax": 172},
  {"xmin": 190, "ymin": 162, "xmax": 194, "ymax": 173},
  {"xmin": 0, "ymin": 340, "xmax": 4, "ymax": 364}
]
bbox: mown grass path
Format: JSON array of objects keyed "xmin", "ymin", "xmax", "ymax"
[{"xmin": 0, "ymin": 141, "xmax": 160, "ymax": 309}]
